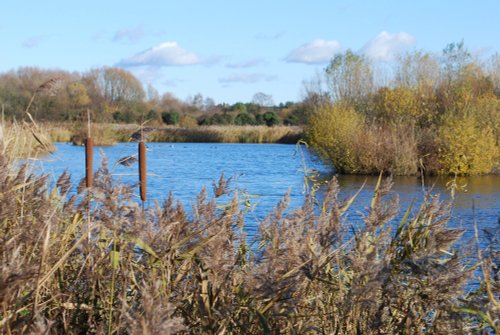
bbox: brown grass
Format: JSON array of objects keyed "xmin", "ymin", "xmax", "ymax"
[{"xmin": 46, "ymin": 123, "xmax": 304, "ymax": 145}]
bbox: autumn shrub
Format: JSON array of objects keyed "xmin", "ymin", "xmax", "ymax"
[
  {"xmin": 307, "ymin": 104, "xmax": 420, "ymax": 175},
  {"xmin": 307, "ymin": 103, "xmax": 362, "ymax": 173},
  {"xmin": 353, "ymin": 122, "xmax": 419, "ymax": 175},
  {"xmin": 438, "ymin": 113, "xmax": 498, "ymax": 175}
]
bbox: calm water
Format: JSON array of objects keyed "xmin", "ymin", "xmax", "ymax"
[{"xmin": 36, "ymin": 143, "xmax": 499, "ymax": 246}]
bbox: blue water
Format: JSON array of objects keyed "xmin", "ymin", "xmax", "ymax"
[{"xmin": 35, "ymin": 143, "xmax": 499, "ymax": 247}]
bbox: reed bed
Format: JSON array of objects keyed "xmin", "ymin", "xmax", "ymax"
[
  {"xmin": 46, "ymin": 123, "xmax": 304, "ymax": 145},
  {"xmin": 46, "ymin": 123, "xmax": 137, "ymax": 146},
  {"xmin": 0, "ymin": 129, "xmax": 498, "ymax": 334},
  {"xmin": 149, "ymin": 125, "xmax": 303, "ymax": 143},
  {"xmin": 0, "ymin": 121, "xmax": 54, "ymax": 160}
]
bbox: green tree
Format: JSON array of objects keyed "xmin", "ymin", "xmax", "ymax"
[
  {"xmin": 161, "ymin": 111, "xmax": 180, "ymax": 125},
  {"xmin": 234, "ymin": 112, "xmax": 255, "ymax": 125},
  {"xmin": 262, "ymin": 111, "xmax": 280, "ymax": 126}
]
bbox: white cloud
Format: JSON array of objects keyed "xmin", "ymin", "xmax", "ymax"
[
  {"xmin": 226, "ymin": 58, "xmax": 266, "ymax": 69},
  {"xmin": 119, "ymin": 42, "xmax": 201, "ymax": 67},
  {"xmin": 113, "ymin": 25, "xmax": 145, "ymax": 43},
  {"xmin": 22, "ymin": 35, "xmax": 45, "ymax": 48},
  {"xmin": 219, "ymin": 73, "xmax": 277, "ymax": 84},
  {"xmin": 362, "ymin": 31, "xmax": 416, "ymax": 61},
  {"xmin": 286, "ymin": 39, "xmax": 342, "ymax": 64}
]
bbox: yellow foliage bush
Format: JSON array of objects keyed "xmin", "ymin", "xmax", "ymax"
[
  {"xmin": 438, "ymin": 114, "xmax": 498, "ymax": 175},
  {"xmin": 307, "ymin": 104, "xmax": 362, "ymax": 173},
  {"xmin": 308, "ymin": 104, "xmax": 420, "ymax": 175},
  {"xmin": 374, "ymin": 87, "xmax": 420, "ymax": 121}
]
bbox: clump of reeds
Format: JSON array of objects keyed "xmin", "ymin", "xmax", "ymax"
[
  {"xmin": 148, "ymin": 125, "xmax": 304, "ymax": 143},
  {"xmin": 0, "ymin": 132, "xmax": 498, "ymax": 334}
]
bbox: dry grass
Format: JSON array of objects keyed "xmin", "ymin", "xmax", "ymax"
[
  {"xmin": 0, "ymin": 121, "xmax": 54, "ymax": 160},
  {"xmin": 45, "ymin": 123, "xmax": 304, "ymax": 145},
  {"xmin": 0, "ymin": 129, "xmax": 498, "ymax": 334}
]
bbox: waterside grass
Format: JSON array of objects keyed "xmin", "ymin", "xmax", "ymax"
[{"xmin": 45, "ymin": 123, "xmax": 304, "ymax": 146}]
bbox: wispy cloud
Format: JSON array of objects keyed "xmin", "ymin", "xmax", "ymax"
[
  {"xmin": 22, "ymin": 35, "xmax": 45, "ymax": 48},
  {"xmin": 225, "ymin": 58, "xmax": 267, "ymax": 69},
  {"xmin": 255, "ymin": 31, "xmax": 286, "ymax": 40},
  {"xmin": 361, "ymin": 31, "xmax": 416, "ymax": 61},
  {"xmin": 286, "ymin": 39, "xmax": 342, "ymax": 64},
  {"xmin": 163, "ymin": 78, "xmax": 184, "ymax": 87},
  {"xmin": 119, "ymin": 42, "xmax": 201, "ymax": 67},
  {"xmin": 219, "ymin": 73, "xmax": 277, "ymax": 84},
  {"xmin": 113, "ymin": 25, "xmax": 145, "ymax": 43}
]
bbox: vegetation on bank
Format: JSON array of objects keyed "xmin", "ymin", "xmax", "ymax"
[
  {"xmin": 44, "ymin": 123, "xmax": 303, "ymax": 145},
  {"xmin": 0, "ymin": 120, "xmax": 498, "ymax": 334},
  {"xmin": 307, "ymin": 42, "xmax": 500, "ymax": 176}
]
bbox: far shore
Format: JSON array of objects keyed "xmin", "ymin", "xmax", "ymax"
[{"xmin": 45, "ymin": 123, "xmax": 304, "ymax": 146}]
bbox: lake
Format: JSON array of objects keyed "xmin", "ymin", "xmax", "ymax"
[{"xmin": 36, "ymin": 142, "xmax": 499, "ymax": 247}]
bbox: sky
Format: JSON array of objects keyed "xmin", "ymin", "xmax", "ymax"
[{"xmin": 1, "ymin": 0, "xmax": 499, "ymax": 104}]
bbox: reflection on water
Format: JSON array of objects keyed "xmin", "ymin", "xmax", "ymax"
[{"xmin": 37, "ymin": 143, "xmax": 499, "ymax": 248}]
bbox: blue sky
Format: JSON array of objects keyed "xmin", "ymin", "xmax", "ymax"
[{"xmin": 1, "ymin": 0, "xmax": 499, "ymax": 104}]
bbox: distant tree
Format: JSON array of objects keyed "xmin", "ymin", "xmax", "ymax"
[
  {"xmin": 254, "ymin": 113, "xmax": 264, "ymax": 125},
  {"xmin": 490, "ymin": 53, "xmax": 500, "ymax": 96},
  {"xmin": 213, "ymin": 113, "xmax": 234, "ymax": 125},
  {"xmin": 284, "ymin": 114, "xmax": 298, "ymax": 125},
  {"xmin": 441, "ymin": 40, "xmax": 472, "ymax": 84},
  {"xmin": 325, "ymin": 50, "xmax": 373, "ymax": 104},
  {"xmin": 146, "ymin": 84, "xmax": 160, "ymax": 103},
  {"xmin": 189, "ymin": 93, "xmax": 204, "ymax": 110},
  {"xmin": 161, "ymin": 111, "xmax": 180, "ymax": 125},
  {"xmin": 262, "ymin": 111, "xmax": 280, "ymax": 126},
  {"xmin": 252, "ymin": 92, "xmax": 274, "ymax": 107},
  {"xmin": 395, "ymin": 51, "xmax": 440, "ymax": 90},
  {"xmin": 146, "ymin": 109, "xmax": 161, "ymax": 123},
  {"xmin": 234, "ymin": 112, "xmax": 255, "ymax": 125},
  {"xmin": 203, "ymin": 97, "xmax": 215, "ymax": 111},
  {"xmin": 232, "ymin": 102, "xmax": 247, "ymax": 113},
  {"xmin": 95, "ymin": 67, "xmax": 145, "ymax": 104}
]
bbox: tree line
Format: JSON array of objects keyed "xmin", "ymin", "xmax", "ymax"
[{"xmin": 0, "ymin": 67, "xmax": 310, "ymax": 127}]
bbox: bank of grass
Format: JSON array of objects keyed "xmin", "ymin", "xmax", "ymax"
[
  {"xmin": 46, "ymin": 123, "xmax": 304, "ymax": 145},
  {"xmin": 149, "ymin": 125, "xmax": 303, "ymax": 143},
  {"xmin": 1, "ymin": 126, "xmax": 498, "ymax": 334},
  {"xmin": 47, "ymin": 123, "xmax": 137, "ymax": 146},
  {"xmin": 0, "ymin": 120, "xmax": 54, "ymax": 160}
]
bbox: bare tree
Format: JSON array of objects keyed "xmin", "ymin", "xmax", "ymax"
[
  {"xmin": 252, "ymin": 92, "xmax": 274, "ymax": 107},
  {"xmin": 325, "ymin": 50, "xmax": 373, "ymax": 104}
]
